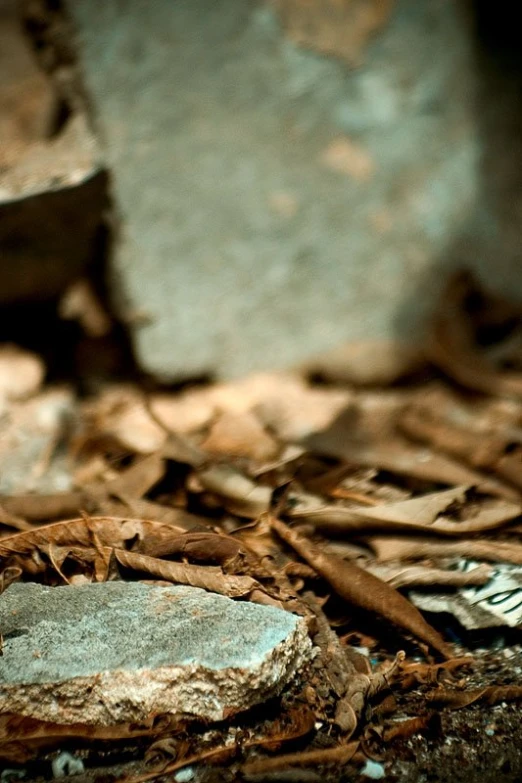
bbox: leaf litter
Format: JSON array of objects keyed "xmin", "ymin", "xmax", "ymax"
[{"xmin": 2, "ymin": 275, "xmax": 522, "ymax": 780}]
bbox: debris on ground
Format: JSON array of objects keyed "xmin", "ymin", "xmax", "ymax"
[{"xmin": 1, "ymin": 271, "xmax": 522, "ymax": 780}]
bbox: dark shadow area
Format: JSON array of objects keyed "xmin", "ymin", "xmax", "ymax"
[{"xmin": 394, "ymin": 0, "xmax": 522, "ymax": 342}]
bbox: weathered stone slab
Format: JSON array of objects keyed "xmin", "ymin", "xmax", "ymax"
[
  {"xmin": 0, "ymin": 582, "xmax": 312, "ymax": 725},
  {"xmin": 69, "ymin": 0, "xmax": 478, "ymax": 380}
]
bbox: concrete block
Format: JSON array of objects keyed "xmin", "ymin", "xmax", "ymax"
[
  {"xmin": 0, "ymin": 582, "xmax": 312, "ymax": 725},
  {"xmin": 68, "ymin": 0, "xmax": 479, "ymax": 380}
]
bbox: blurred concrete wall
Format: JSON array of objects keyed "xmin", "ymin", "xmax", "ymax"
[{"xmin": 68, "ymin": 0, "xmax": 481, "ymax": 380}]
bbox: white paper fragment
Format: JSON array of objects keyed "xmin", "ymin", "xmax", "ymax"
[{"xmin": 410, "ymin": 560, "xmax": 522, "ymax": 629}]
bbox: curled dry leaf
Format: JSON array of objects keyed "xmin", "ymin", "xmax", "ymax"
[
  {"xmin": 398, "ymin": 657, "xmax": 473, "ymax": 688},
  {"xmin": 383, "ymin": 713, "xmax": 439, "ymax": 742},
  {"xmin": 241, "ymin": 741, "xmax": 361, "ymax": 776},
  {"xmin": 0, "ymin": 713, "xmax": 179, "ymax": 764},
  {"xmin": 117, "ymin": 704, "xmax": 316, "ymax": 783},
  {"xmin": 366, "ymin": 562, "xmax": 493, "ymax": 590},
  {"xmin": 368, "ymin": 536, "xmax": 522, "ymax": 565},
  {"xmin": 426, "ymin": 685, "xmax": 522, "ymax": 709},
  {"xmin": 271, "ymin": 518, "xmax": 453, "ymax": 659},
  {"xmin": 114, "ymin": 550, "xmax": 261, "ymax": 598}
]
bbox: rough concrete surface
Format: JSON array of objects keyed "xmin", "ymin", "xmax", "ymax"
[
  {"xmin": 69, "ymin": 0, "xmax": 478, "ymax": 380},
  {"xmin": 0, "ymin": 582, "xmax": 312, "ymax": 725}
]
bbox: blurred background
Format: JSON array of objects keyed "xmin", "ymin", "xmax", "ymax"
[{"xmin": 1, "ymin": 0, "xmax": 521, "ymax": 388}]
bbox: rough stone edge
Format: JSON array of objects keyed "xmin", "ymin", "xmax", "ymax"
[{"xmin": 0, "ymin": 618, "xmax": 312, "ymax": 725}]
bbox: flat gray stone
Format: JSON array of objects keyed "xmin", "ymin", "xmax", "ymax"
[
  {"xmin": 69, "ymin": 0, "xmax": 479, "ymax": 380},
  {"xmin": 0, "ymin": 582, "xmax": 311, "ymax": 725}
]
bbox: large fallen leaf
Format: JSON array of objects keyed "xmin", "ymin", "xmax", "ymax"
[
  {"xmin": 0, "ymin": 516, "xmax": 203, "ymax": 572},
  {"xmin": 271, "ymin": 518, "xmax": 453, "ymax": 658},
  {"xmin": 289, "ymin": 486, "xmax": 522, "ymax": 536},
  {"xmin": 306, "ymin": 408, "xmax": 512, "ymax": 494}
]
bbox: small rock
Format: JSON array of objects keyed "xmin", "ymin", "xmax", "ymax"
[
  {"xmin": 174, "ymin": 768, "xmax": 195, "ymax": 783},
  {"xmin": 361, "ymin": 759, "xmax": 386, "ymax": 779},
  {"xmin": 51, "ymin": 751, "xmax": 85, "ymax": 778},
  {"xmin": 0, "ymin": 582, "xmax": 311, "ymax": 726}
]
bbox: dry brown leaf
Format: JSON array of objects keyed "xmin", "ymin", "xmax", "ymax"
[
  {"xmin": 383, "ymin": 714, "xmax": 439, "ymax": 742},
  {"xmin": 197, "ymin": 464, "xmax": 271, "ymax": 518},
  {"xmin": 330, "ymin": 488, "xmax": 519, "ymax": 535},
  {"xmin": 0, "ymin": 491, "xmax": 93, "ymax": 522},
  {"xmin": 0, "ymin": 516, "xmax": 201, "ymax": 572},
  {"xmin": 366, "ymin": 562, "xmax": 493, "ymax": 589},
  {"xmin": 0, "ymin": 713, "xmax": 179, "ymax": 764},
  {"xmin": 241, "ymin": 741, "xmax": 361, "ymax": 775},
  {"xmin": 0, "ymin": 388, "xmax": 75, "ymax": 495},
  {"xmin": 271, "ymin": 519, "xmax": 453, "ymax": 658},
  {"xmin": 306, "ymin": 407, "xmax": 511, "ymax": 494},
  {"xmin": 114, "ymin": 550, "xmax": 260, "ymax": 598},
  {"xmin": 103, "ymin": 453, "xmax": 166, "ymax": 500},
  {"xmin": 289, "ymin": 487, "xmax": 522, "ymax": 536},
  {"xmin": 80, "ymin": 386, "xmax": 166, "ymax": 455},
  {"xmin": 0, "ymin": 503, "xmax": 31, "ymax": 531},
  {"xmin": 201, "ymin": 411, "xmax": 279, "ymax": 461},
  {"xmin": 368, "ymin": 536, "xmax": 522, "ymax": 565},
  {"xmin": 400, "ymin": 402, "xmax": 506, "ymax": 472},
  {"xmin": 427, "ymin": 685, "xmax": 522, "ymax": 709},
  {"xmin": 95, "ymin": 497, "xmax": 210, "ymax": 531},
  {"xmin": 119, "ymin": 705, "xmax": 316, "ymax": 783}
]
